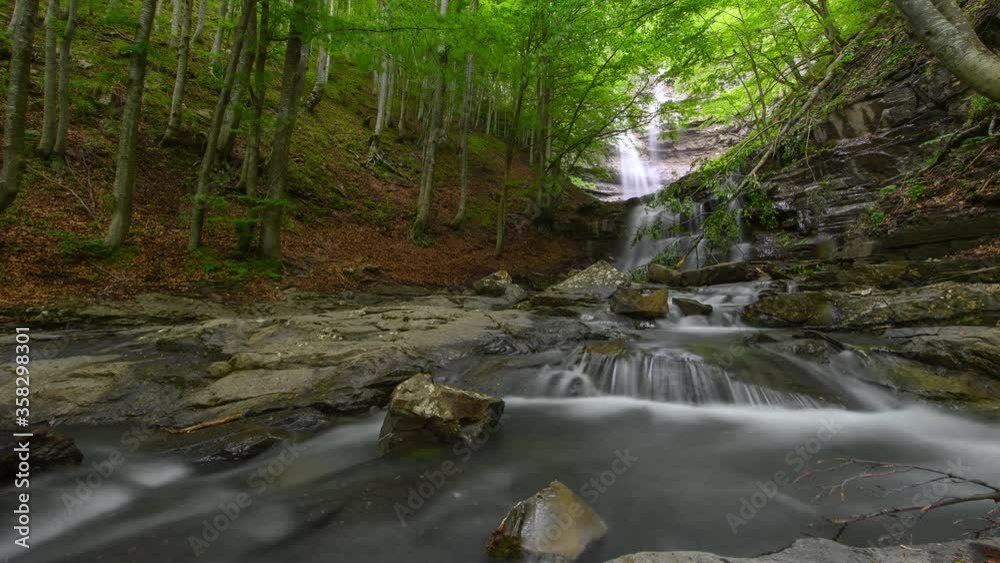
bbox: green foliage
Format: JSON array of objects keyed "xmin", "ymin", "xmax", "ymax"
[
  {"xmin": 879, "ymin": 184, "xmax": 898, "ymax": 197},
  {"xmin": 703, "ymin": 207, "xmax": 740, "ymax": 246},
  {"xmin": 968, "ymin": 95, "xmax": 1000, "ymax": 122},
  {"xmin": 865, "ymin": 205, "xmax": 886, "ymax": 226},
  {"xmin": 58, "ymin": 232, "xmax": 112, "ymax": 263},
  {"xmin": 906, "ymin": 183, "xmax": 927, "ymax": 203}
]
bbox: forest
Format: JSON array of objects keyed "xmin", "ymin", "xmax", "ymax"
[{"xmin": 1, "ymin": 0, "xmax": 1000, "ymax": 562}]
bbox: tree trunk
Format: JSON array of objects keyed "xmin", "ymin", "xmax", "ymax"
[
  {"xmin": 238, "ymin": 0, "xmax": 269, "ymax": 254},
  {"xmin": 374, "ymin": 56, "xmax": 391, "ymax": 136},
  {"xmin": 0, "ymin": 0, "xmax": 38, "ymax": 214},
  {"xmin": 37, "ymin": 0, "xmax": 61, "ymax": 158},
  {"xmin": 188, "ymin": 0, "xmax": 255, "ymax": 250},
  {"xmin": 192, "ymin": 0, "xmax": 207, "ymax": 43},
  {"xmin": 410, "ymin": 0, "xmax": 449, "ymax": 241},
  {"xmin": 385, "ymin": 58, "xmax": 395, "ymax": 127},
  {"xmin": 53, "ymin": 0, "xmax": 79, "ymax": 157},
  {"xmin": 103, "ymin": 0, "xmax": 157, "ymax": 248},
  {"xmin": 211, "ymin": 0, "xmax": 230, "ymax": 60},
  {"xmin": 894, "ymin": 0, "xmax": 1000, "ymax": 101},
  {"xmin": 169, "ymin": 0, "xmax": 182, "ymax": 47},
  {"xmin": 451, "ymin": 0, "xmax": 477, "ymax": 227},
  {"xmin": 259, "ymin": 0, "xmax": 311, "ymax": 261},
  {"xmin": 397, "ymin": 74, "xmax": 407, "ymax": 134},
  {"xmin": 163, "ymin": 0, "xmax": 193, "ymax": 143},
  {"xmin": 304, "ymin": 0, "xmax": 333, "ymax": 113},
  {"xmin": 217, "ymin": 10, "xmax": 257, "ymax": 158},
  {"xmin": 496, "ymin": 70, "xmax": 529, "ymax": 256}
]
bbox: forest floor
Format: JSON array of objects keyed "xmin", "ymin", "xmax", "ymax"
[{"xmin": 0, "ymin": 16, "xmax": 595, "ymax": 307}]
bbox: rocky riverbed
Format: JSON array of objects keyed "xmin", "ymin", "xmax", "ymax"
[{"xmin": 2, "ymin": 256, "xmax": 999, "ymax": 562}]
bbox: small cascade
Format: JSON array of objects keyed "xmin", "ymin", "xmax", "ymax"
[{"xmin": 537, "ymin": 344, "xmax": 822, "ymax": 408}]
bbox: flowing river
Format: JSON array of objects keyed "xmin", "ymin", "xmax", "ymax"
[{"xmin": 3, "ymin": 120, "xmax": 998, "ymax": 563}]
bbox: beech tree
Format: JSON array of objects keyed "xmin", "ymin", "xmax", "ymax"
[
  {"xmin": 105, "ymin": 0, "xmax": 158, "ymax": 249},
  {"xmin": 260, "ymin": 0, "xmax": 313, "ymax": 260},
  {"xmin": 163, "ymin": 0, "xmax": 194, "ymax": 142},
  {"xmin": 893, "ymin": 0, "xmax": 1000, "ymax": 101},
  {"xmin": 189, "ymin": 0, "xmax": 256, "ymax": 250},
  {"xmin": 0, "ymin": 0, "xmax": 38, "ymax": 214},
  {"xmin": 37, "ymin": 0, "xmax": 61, "ymax": 158},
  {"xmin": 53, "ymin": 0, "xmax": 80, "ymax": 157}
]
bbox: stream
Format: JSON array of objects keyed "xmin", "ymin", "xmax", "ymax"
[{"xmin": 3, "ymin": 114, "xmax": 999, "ymax": 563}]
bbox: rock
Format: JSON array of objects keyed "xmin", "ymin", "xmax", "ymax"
[
  {"xmin": 475, "ymin": 271, "xmax": 515, "ymax": 297},
  {"xmin": 678, "ymin": 262, "xmax": 765, "ymax": 287},
  {"xmin": 742, "ymin": 282, "xmax": 1000, "ymax": 330},
  {"xmin": 474, "ymin": 270, "xmax": 529, "ymax": 306},
  {"xmin": 884, "ymin": 327, "xmax": 1000, "ymax": 381},
  {"xmin": 647, "ymin": 264, "xmax": 682, "ymax": 285},
  {"xmin": 376, "ymin": 374, "xmax": 504, "ymax": 455},
  {"xmin": 551, "ymin": 261, "xmax": 628, "ymax": 297},
  {"xmin": 584, "ymin": 340, "xmax": 628, "ymax": 357},
  {"xmin": 605, "ymin": 537, "xmax": 1000, "ymax": 563},
  {"xmin": 672, "ymin": 297, "xmax": 713, "ymax": 316},
  {"xmin": 610, "ymin": 288, "xmax": 669, "ymax": 319},
  {"xmin": 1, "ymin": 429, "xmax": 83, "ymax": 478},
  {"xmin": 487, "ymin": 480, "xmax": 608, "ymax": 562}
]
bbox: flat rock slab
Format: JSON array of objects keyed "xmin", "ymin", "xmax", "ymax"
[{"xmin": 606, "ymin": 538, "xmax": 1000, "ymax": 563}]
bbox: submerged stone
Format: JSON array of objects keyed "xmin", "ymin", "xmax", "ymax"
[
  {"xmin": 487, "ymin": 480, "xmax": 608, "ymax": 562},
  {"xmin": 377, "ymin": 374, "xmax": 504, "ymax": 455}
]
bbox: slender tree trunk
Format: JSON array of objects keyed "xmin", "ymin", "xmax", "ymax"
[
  {"xmin": 188, "ymin": 0, "xmax": 255, "ymax": 250},
  {"xmin": 451, "ymin": 0, "xmax": 477, "ymax": 227},
  {"xmin": 0, "ymin": 0, "xmax": 38, "ymax": 214},
  {"xmin": 103, "ymin": 0, "xmax": 157, "ymax": 248},
  {"xmin": 163, "ymin": 0, "xmax": 193, "ymax": 143},
  {"xmin": 894, "ymin": 0, "xmax": 1000, "ymax": 101},
  {"xmin": 192, "ymin": 0, "xmax": 207, "ymax": 42},
  {"xmin": 410, "ymin": 0, "xmax": 449, "ymax": 241},
  {"xmin": 217, "ymin": 11, "xmax": 257, "ymax": 158},
  {"xmin": 398, "ymin": 74, "xmax": 407, "ymax": 133},
  {"xmin": 6, "ymin": 1, "xmax": 16, "ymax": 34},
  {"xmin": 385, "ymin": 58, "xmax": 395, "ymax": 127},
  {"xmin": 304, "ymin": 0, "xmax": 333, "ymax": 113},
  {"xmin": 496, "ymin": 71, "xmax": 529, "ymax": 256},
  {"xmin": 211, "ymin": 0, "xmax": 230, "ymax": 61},
  {"xmin": 259, "ymin": 0, "xmax": 311, "ymax": 260},
  {"xmin": 238, "ymin": 0, "xmax": 269, "ymax": 253},
  {"xmin": 37, "ymin": 0, "xmax": 61, "ymax": 158},
  {"xmin": 374, "ymin": 56, "xmax": 391, "ymax": 135},
  {"xmin": 169, "ymin": 0, "xmax": 181, "ymax": 47},
  {"xmin": 53, "ymin": 0, "xmax": 79, "ymax": 158}
]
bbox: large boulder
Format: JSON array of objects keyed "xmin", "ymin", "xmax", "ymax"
[
  {"xmin": 742, "ymin": 283, "xmax": 1000, "ymax": 330},
  {"xmin": 487, "ymin": 480, "xmax": 608, "ymax": 562},
  {"xmin": 672, "ymin": 297, "xmax": 713, "ymax": 316},
  {"xmin": 474, "ymin": 271, "xmax": 528, "ymax": 305},
  {"xmin": 610, "ymin": 288, "xmax": 669, "ymax": 319},
  {"xmin": 377, "ymin": 374, "xmax": 504, "ymax": 455},
  {"xmin": 551, "ymin": 261, "xmax": 629, "ymax": 297},
  {"xmin": 605, "ymin": 538, "xmax": 1000, "ymax": 563}
]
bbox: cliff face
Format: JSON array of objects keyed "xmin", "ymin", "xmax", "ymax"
[{"xmin": 755, "ymin": 8, "xmax": 1000, "ymax": 261}]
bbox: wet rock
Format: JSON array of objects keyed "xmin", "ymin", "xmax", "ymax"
[
  {"xmin": 551, "ymin": 261, "xmax": 628, "ymax": 297},
  {"xmin": 487, "ymin": 480, "xmax": 608, "ymax": 562},
  {"xmin": 377, "ymin": 374, "xmax": 504, "ymax": 455},
  {"xmin": 883, "ymin": 327, "xmax": 1000, "ymax": 381},
  {"xmin": 647, "ymin": 264, "xmax": 682, "ymax": 285},
  {"xmin": 606, "ymin": 537, "xmax": 1000, "ymax": 563},
  {"xmin": 1, "ymin": 429, "xmax": 83, "ymax": 478},
  {"xmin": 584, "ymin": 340, "xmax": 628, "ymax": 357},
  {"xmin": 742, "ymin": 282, "xmax": 1000, "ymax": 330},
  {"xmin": 678, "ymin": 262, "xmax": 766, "ymax": 287},
  {"xmin": 672, "ymin": 298, "xmax": 713, "ymax": 316},
  {"xmin": 610, "ymin": 288, "xmax": 669, "ymax": 319}
]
